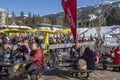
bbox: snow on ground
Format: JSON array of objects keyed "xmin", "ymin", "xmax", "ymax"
[{"xmin": 77, "ymin": 25, "xmax": 120, "ymax": 37}]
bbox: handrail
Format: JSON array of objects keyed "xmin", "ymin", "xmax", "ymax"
[
  {"xmin": 44, "ymin": 42, "xmax": 94, "ymax": 49},
  {"xmin": 9, "ymin": 42, "xmax": 95, "ymax": 50}
]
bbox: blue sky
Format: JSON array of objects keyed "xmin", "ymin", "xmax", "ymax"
[{"xmin": 0, "ymin": 0, "xmax": 98, "ymax": 16}]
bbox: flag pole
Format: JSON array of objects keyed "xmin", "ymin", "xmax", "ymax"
[
  {"xmin": 75, "ymin": 0, "xmax": 77, "ymax": 47},
  {"xmin": 76, "ymin": 0, "xmax": 77, "ymax": 44}
]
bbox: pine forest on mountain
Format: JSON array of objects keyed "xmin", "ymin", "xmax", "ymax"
[{"xmin": 7, "ymin": 3, "xmax": 120, "ymax": 28}]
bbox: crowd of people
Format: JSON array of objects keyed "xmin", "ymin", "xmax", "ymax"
[
  {"xmin": 0, "ymin": 33, "xmax": 119, "ymax": 79},
  {"xmin": 69, "ymin": 42, "xmax": 120, "ymax": 71},
  {"xmin": 0, "ymin": 33, "xmax": 44, "ymax": 79},
  {"xmin": 49, "ymin": 34, "xmax": 95, "ymax": 45}
]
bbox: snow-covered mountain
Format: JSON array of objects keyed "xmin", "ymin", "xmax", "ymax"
[{"xmin": 44, "ymin": 1, "xmax": 120, "ymax": 21}]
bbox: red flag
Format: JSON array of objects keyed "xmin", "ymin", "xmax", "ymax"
[{"xmin": 62, "ymin": 0, "xmax": 77, "ymax": 43}]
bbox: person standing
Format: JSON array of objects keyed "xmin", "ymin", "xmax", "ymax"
[
  {"xmin": 113, "ymin": 46, "xmax": 120, "ymax": 71},
  {"xmin": 82, "ymin": 47, "xmax": 95, "ymax": 70}
]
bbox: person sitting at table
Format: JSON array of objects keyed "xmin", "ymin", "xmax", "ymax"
[
  {"xmin": 17, "ymin": 38, "xmax": 30, "ymax": 61},
  {"xmin": 0, "ymin": 41, "xmax": 12, "ymax": 62},
  {"xmin": 70, "ymin": 43, "xmax": 81, "ymax": 60},
  {"xmin": 69, "ymin": 43, "xmax": 81, "ymax": 69},
  {"xmin": 26, "ymin": 42, "xmax": 44, "ymax": 79},
  {"xmin": 19, "ymin": 38, "xmax": 30, "ymax": 54}
]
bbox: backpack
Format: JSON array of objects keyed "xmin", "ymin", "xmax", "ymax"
[{"xmin": 77, "ymin": 59, "xmax": 87, "ymax": 71}]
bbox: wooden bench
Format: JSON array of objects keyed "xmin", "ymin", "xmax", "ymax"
[{"xmin": 56, "ymin": 58, "xmax": 93, "ymax": 78}]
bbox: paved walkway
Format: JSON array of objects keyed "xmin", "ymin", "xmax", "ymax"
[
  {"xmin": 40, "ymin": 52, "xmax": 120, "ymax": 80},
  {"xmin": 41, "ymin": 69, "xmax": 120, "ymax": 80}
]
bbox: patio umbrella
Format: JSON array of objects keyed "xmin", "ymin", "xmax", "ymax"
[
  {"xmin": 37, "ymin": 28, "xmax": 55, "ymax": 34},
  {"xmin": 1, "ymin": 29, "xmax": 24, "ymax": 33},
  {"xmin": 55, "ymin": 28, "xmax": 71, "ymax": 34},
  {"xmin": 25, "ymin": 29, "xmax": 38, "ymax": 33}
]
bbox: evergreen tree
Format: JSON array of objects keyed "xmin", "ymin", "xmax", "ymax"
[
  {"xmin": 106, "ymin": 7, "xmax": 120, "ymax": 26},
  {"xmin": 20, "ymin": 11, "xmax": 24, "ymax": 25},
  {"xmin": 20, "ymin": 11, "xmax": 24, "ymax": 19},
  {"xmin": 28, "ymin": 12, "xmax": 31, "ymax": 21},
  {"xmin": 11, "ymin": 11, "xmax": 15, "ymax": 23}
]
